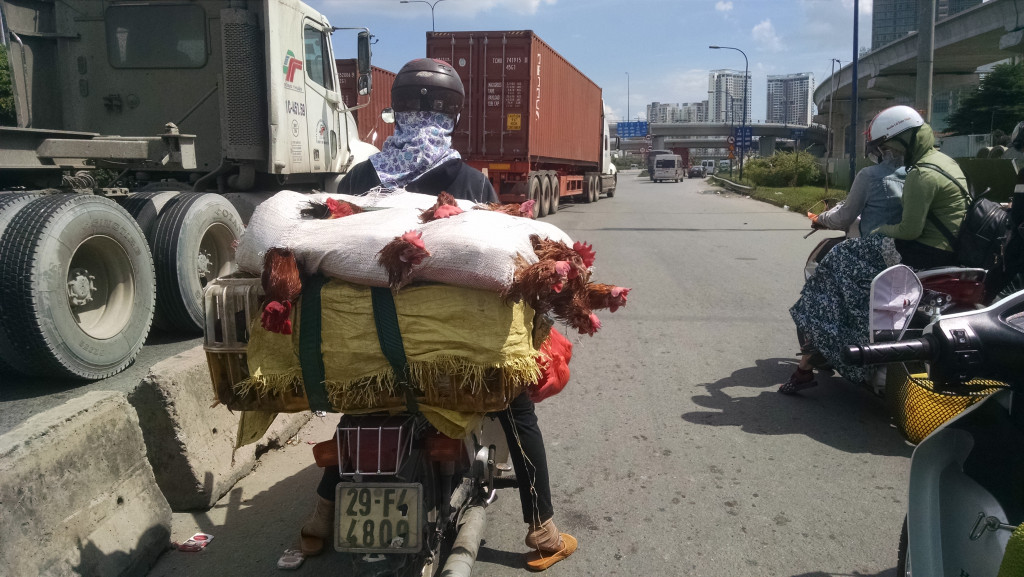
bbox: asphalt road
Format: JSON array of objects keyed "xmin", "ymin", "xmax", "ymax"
[{"xmin": 144, "ymin": 171, "xmax": 911, "ymax": 577}]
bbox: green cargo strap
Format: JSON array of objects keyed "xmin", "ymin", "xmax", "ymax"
[
  {"xmin": 298, "ymin": 274, "xmax": 333, "ymax": 412},
  {"xmin": 370, "ymin": 286, "xmax": 419, "ymax": 414}
]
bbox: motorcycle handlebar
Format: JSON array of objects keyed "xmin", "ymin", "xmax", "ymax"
[{"xmin": 842, "ymin": 335, "xmax": 937, "ymax": 366}]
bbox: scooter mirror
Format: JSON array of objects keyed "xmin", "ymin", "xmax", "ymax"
[{"xmin": 869, "ymin": 264, "xmax": 923, "ymax": 343}]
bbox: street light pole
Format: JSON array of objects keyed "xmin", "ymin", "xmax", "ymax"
[
  {"xmin": 399, "ymin": 0, "xmax": 448, "ymax": 32},
  {"xmin": 826, "ymin": 58, "xmax": 841, "ymax": 195},
  {"xmin": 709, "ymin": 45, "xmax": 748, "ymax": 180},
  {"xmin": 625, "ymin": 72, "xmax": 630, "ymax": 124}
]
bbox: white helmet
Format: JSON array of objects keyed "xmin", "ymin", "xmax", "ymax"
[{"xmin": 866, "ymin": 105, "xmax": 925, "ymax": 148}]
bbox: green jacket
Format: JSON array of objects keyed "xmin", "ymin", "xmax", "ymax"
[{"xmin": 874, "ymin": 123, "xmax": 967, "ymax": 252}]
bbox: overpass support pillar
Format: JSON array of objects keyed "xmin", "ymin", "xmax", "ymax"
[
  {"xmin": 652, "ymin": 136, "xmax": 666, "ymax": 150},
  {"xmin": 759, "ymin": 136, "xmax": 776, "ymax": 157}
]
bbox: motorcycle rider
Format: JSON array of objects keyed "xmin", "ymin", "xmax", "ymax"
[
  {"xmin": 299, "ymin": 58, "xmax": 577, "ymax": 571},
  {"xmin": 781, "ymin": 136, "xmax": 906, "ymax": 394},
  {"xmin": 867, "ymin": 105, "xmax": 968, "ymax": 270},
  {"xmin": 1003, "ymin": 121, "xmax": 1024, "ymax": 160}
]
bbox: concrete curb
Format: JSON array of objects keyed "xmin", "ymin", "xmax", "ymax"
[
  {"xmin": 0, "ymin": 391, "xmax": 172, "ymax": 577},
  {"xmin": 128, "ymin": 346, "xmax": 310, "ymax": 511}
]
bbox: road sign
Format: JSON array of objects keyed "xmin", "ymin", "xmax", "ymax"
[
  {"xmin": 617, "ymin": 121, "xmax": 649, "ymax": 138},
  {"xmin": 726, "ymin": 136, "xmax": 735, "ymax": 145},
  {"xmin": 790, "ymin": 128, "xmax": 805, "ymax": 139},
  {"xmin": 733, "ymin": 126, "xmax": 753, "ymax": 147}
]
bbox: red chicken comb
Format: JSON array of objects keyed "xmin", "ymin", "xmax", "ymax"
[
  {"xmin": 519, "ymin": 200, "xmax": 536, "ymax": 218},
  {"xmin": 609, "ymin": 287, "xmax": 630, "ymax": 312},
  {"xmin": 325, "ymin": 197, "xmax": 361, "ymax": 219},
  {"xmin": 261, "ymin": 300, "xmax": 293, "ymax": 334},
  {"xmin": 573, "ymin": 241, "xmax": 596, "ymax": 268},
  {"xmin": 400, "ymin": 230, "xmax": 426, "ymax": 250},
  {"xmin": 433, "ymin": 204, "xmax": 463, "ymax": 219}
]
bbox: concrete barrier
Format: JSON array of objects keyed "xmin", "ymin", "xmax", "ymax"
[
  {"xmin": 128, "ymin": 346, "xmax": 310, "ymax": 511},
  {"xmin": 0, "ymin": 391, "xmax": 172, "ymax": 577}
]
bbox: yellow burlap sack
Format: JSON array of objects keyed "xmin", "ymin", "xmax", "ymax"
[{"xmin": 237, "ymin": 280, "xmax": 538, "ymax": 437}]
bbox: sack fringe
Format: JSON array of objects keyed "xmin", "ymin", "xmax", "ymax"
[{"xmin": 237, "ymin": 356, "xmax": 539, "ymax": 409}]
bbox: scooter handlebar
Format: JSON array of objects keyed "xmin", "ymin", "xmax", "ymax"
[{"xmin": 842, "ymin": 335, "xmax": 937, "ymax": 366}]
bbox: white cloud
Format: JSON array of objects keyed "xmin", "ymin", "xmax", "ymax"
[
  {"xmin": 324, "ymin": 0, "xmax": 556, "ymax": 17},
  {"xmin": 715, "ymin": 1, "xmax": 733, "ymax": 13},
  {"xmin": 752, "ymin": 19, "xmax": 784, "ymax": 52}
]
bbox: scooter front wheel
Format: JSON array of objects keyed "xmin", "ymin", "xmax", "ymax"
[{"xmin": 896, "ymin": 516, "xmax": 910, "ymax": 576}]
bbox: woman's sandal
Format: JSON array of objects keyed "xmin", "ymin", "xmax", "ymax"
[
  {"xmin": 525, "ymin": 533, "xmax": 578, "ymax": 572},
  {"xmin": 778, "ymin": 368, "xmax": 817, "ymax": 395}
]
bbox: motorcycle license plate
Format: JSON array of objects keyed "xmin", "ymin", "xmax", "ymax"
[{"xmin": 334, "ymin": 483, "xmax": 422, "ymax": 553}]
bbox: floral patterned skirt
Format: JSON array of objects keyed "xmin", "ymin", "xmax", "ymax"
[{"xmin": 789, "ymin": 235, "xmax": 902, "ymax": 384}]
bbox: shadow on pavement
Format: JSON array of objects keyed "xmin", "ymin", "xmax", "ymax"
[{"xmin": 681, "ymin": 358, "xmax": 913, "ymax": 458}]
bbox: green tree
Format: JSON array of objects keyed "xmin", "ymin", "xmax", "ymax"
[
  {"xmin": 945, "ymin": 62, "xmax": 1024, "ymax": 135},
  {"xmin": 0, "ymin": 44, "xmax": 16, "ymax": 126}
]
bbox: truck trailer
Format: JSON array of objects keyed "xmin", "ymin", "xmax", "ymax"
[
  {"xmin": 425, "ymin": 30, "xmax": 616, "ymax": 218},
  {"xmin": 0, "ymin": 0, "xmax": 377, "ymax": 380},
  {"xmin": 336, "ymin": 60, "xmax": 396, "ymax": 148}
]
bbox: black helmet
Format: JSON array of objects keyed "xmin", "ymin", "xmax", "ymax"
[{"xmin": 391, "ymin": 58, "xmax": 464, "ymax": 118}]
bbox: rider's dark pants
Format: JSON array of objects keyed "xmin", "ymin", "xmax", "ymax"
[
  {"xmin": 316, "ymin": 392, "xmax": 554, "ymax": 526},
  {"xmin": 894, "ymin": 239, "xmax": 958, "ymax": 270}
]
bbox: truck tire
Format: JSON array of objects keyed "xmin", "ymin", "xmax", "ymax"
[
  {"xmin": 121, "ymin": 191, "xmax": 182, "ymax": 239},
  {"xmin": 582, "ymin": 175, "xmax": 594, "ymax": 204},
  {"xmin": 538, "ymin": 175, "xmax": 551, "ymax": 218},
  {"xmin": 0, "ymin": 194, "xmax": 155, "ymax": 380},
  {"xmin": 151, "ymin": 193, "xmax": 243, "ymax": 333},
  {"xmin": 548, "ymin": 174, "xmax": 559, "ymax": 215},
  {"xmin": 0, "ymin": 193, "xmax": 43, "ymax": 374},
  {"xmin": 591, "ymin": 175, "xmax": 601, "ymax": 202},
  {"xmin": 527, "ymin": 175, "xmax": 541, "ymax": 219},
  {"xmin": 606, "ymin": 174, "xmax": 616, "ymax": 198}
]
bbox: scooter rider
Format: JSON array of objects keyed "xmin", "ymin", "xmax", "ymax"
[
  {"xmin": 866, "ymin": 105, "xmax": 968, "ymax": 270},
  {"xmin": 299, "ymin": 58, "xmax": 577, "ymax": 572},
  {"xmin": 808, "ymin": 138, "xmax": 905, "ymax": 238}
]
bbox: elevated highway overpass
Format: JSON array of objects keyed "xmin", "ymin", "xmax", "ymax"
[
  {"xmin": 612, "ymin": 122, "xmax": 829, "ymax": 157},
  {"xmin": 814, "ymin": 0, "xmax": 1024, "ymax": 162}
]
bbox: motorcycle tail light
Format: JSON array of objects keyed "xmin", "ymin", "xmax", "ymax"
[
  {"xmin": 920, "ymin": 272, "xmax": 986, "ymax": 307},
  {"xmin": 425, "ymin": 431, "xmax": 463, "ymax": 462}
]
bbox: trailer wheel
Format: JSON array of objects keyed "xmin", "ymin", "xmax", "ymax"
[
  {"xmin": 120, "ymin": 191, "xmax": 182, "ymax": 239},
  {"xmin": 527, "ymin": 175, "xmax": 541, "ymax": 219},
  {"xmin": 151, "ymin": 193, "xmax": 243, "ymax": 333},
  {"xmin": 0, "ymin": 195, "xmax": 155, "ymax": 380},
  {"xmin": 591, "ymin": 175, "xmax": 601, "ymax": 202},
  {"xmin": 548, "ymin": 174, "xmax": 559, "ymax": 215},
  {"xmin": 537, "ymin": 175, "xmax": 551, "ymax": 218}
]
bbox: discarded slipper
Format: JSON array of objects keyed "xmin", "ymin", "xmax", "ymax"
[
  {"xmin": 277, "ymin": 548, "xmax": 305, "ymax": 570},
  {"xmin": 525, "ymin": 533, "xmax": 577, "ymax": 572}
]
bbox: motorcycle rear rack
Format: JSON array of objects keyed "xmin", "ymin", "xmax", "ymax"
[{"xmin": 337, "ymin": 415, "xmax": 415, "ymax": 477}]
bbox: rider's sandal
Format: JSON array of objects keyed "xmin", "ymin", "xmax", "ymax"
[
  {"xmin": 778, "ymin": 367, "xmax": 817, "ymax": 395},
  {"xmin": 525, "ymin": 533, "xmax": 578, "ymax": 572}
]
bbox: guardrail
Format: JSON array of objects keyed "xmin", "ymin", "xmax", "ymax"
[{"xmin": 709, "ymin": 174, "xmax": 754, "ymax": 194}]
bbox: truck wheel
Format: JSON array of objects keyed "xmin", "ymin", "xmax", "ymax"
[
  {"xmin": 548, "ymin": 175, "xmax": 559, "ymax": 215},
  {"xmin": 121, "ymin": 191, "xmax": 182, "ymax": 239},
  {"xmin": 538, "ymin": 175, "xmax": 551, "ymax": 218},
  {"xmin": 0, "ymin": 193, "xmax": 43, "ymax": 374},
  {"xmin": 582, "ymin": 175, "xmax": 594, "ymax": 204},
  {"xmin": 0, "ymin": 195, "xmax": 155, "ymax": 380},
  {"xmin": 151, "ymin": 193, "xmax": 244, "ymax": 333},
  {"xmin": 592, "ymin": 175, "xmax": 602, "ymax": 202},
  {"xmin": 527, "ymin": 175, "xmax": 541, "ymax": 218}
]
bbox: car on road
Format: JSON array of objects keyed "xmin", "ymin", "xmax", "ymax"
[{"xmin": 688, "ymin": 166, "xmax": 705, "ymax": 178}]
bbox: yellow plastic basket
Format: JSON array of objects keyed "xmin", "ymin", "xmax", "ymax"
[{"xmin": 885, "ymin": 361, "xmax": 1007, "ymax": 444}]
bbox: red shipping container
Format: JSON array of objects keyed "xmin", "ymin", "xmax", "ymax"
[
  {"xmin": 426, "ymin": 30, "xmax": 603, "ymax": 167},
  {"xmin": 336, "ymin": 60, "xmax": 396, "ymax": 147}
]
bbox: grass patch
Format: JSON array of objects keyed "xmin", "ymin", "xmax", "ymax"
[{"xmin": 748, "ymin": 185, "xmax": 848, "ymax": 214}]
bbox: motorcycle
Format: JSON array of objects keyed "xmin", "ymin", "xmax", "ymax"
[
  {"xmin": 313, "ymin": 410, "xmax": 516, "ymax": 577},
  {"xmin": 843, "ymin": 288, "xmax": 1024, "ymax": 577}
]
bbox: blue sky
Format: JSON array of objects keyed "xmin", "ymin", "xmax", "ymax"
[{"xmin": 314, "ymin": 0, "xmax": 874, "ymax": 124}]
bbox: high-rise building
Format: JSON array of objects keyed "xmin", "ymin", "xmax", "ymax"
[
  {"xmin": 679, "ymin": 101, "xmax": 708, "ymax": 123},
  {"xmin": 647, "ymin": 102, "xmax": 681, "ymax": 123},
  {"xmin": 766, "ymin": 73, "xmax": 814, "ymax": 125},
  {"xmin": 708, "ymin": 69, "xmax": 750, "ymax": 124},
  {"xmin": 871, "ymin": 0, "xmax": 983, "ymax": 49}
]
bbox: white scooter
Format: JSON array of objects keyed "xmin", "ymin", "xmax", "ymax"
[{"xmin": 844, "ymin": 289, "xmax": 1024, "ymax": 576}]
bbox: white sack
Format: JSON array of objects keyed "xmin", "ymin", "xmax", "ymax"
[{"xmin": 234, "ymin": 190, "xmax": 574, "ymax": 291}]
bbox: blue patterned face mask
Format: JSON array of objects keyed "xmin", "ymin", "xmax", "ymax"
[{"xmin": 370, "ymin": 111, "xmax": 461, "ymax": 189}]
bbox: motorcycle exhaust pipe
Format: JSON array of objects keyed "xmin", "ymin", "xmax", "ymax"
[{"xmin": 440, "ymin": 505, "xmax": 487, "ymax": 577}]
